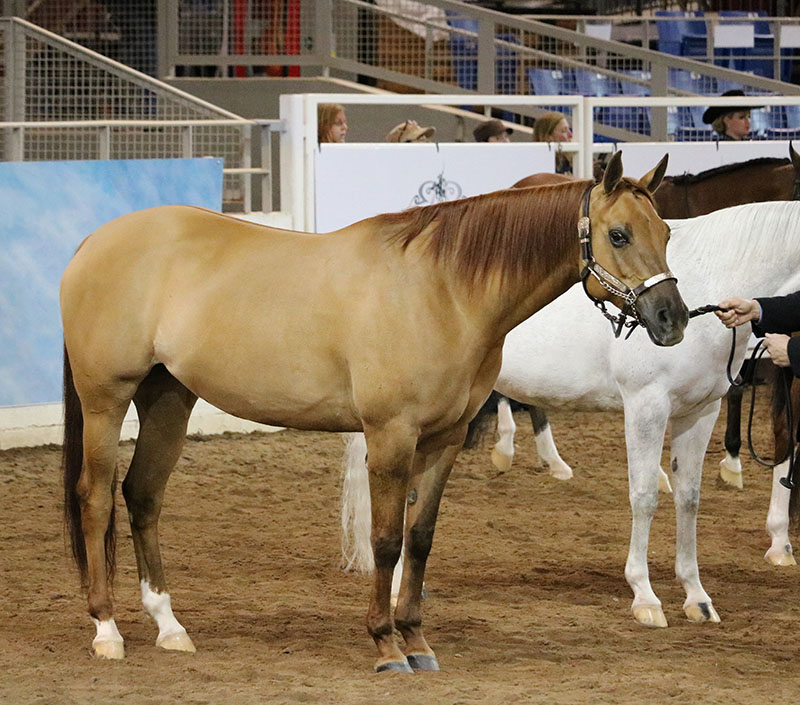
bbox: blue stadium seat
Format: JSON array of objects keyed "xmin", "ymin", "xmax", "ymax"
[
  {"xmin": 655, "ymin": 11, "xmax": 707, "ymax": 59},
  {"xmin": 446, "ymin": 12, "xmax": 519, "ymax": 95},
  {"xmin": 528, "ymin": 68, "xmax": 572, "ymax": 96}
]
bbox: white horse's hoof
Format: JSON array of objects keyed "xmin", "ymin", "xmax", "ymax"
[
  {"xmin": 765, "ymin": 547, "xmax": 797, "ymax": 567},
  {"xmin": 684, "ymin": 602, "xmax": 720, "ymax": 623},
  {"xmin": 93, "ymin": 640, "xmax": 125, "ymax": 659},
  {"xmin": 548, "ymin": 463, "xmax": 573, "ymax": 481},
  {"xmin": 719, "ymin": 457, "xmax": 743, "ymax": 489},
  {"xmin": 632, "ymin": 604, "xmax": 668, "ymax": 628},
  {"xmin": 156, "ymin": 630, "xmax": 196, "ymax": 653},
  {"xmin": 658, "ymin": 468, "xmax": 672, "ymax": 494},
  {"xmin": 491, "ymin": 448, "xmax": 513, "ymax": 472}
]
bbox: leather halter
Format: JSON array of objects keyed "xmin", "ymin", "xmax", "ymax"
[{"xmin": 578, "ymin": 183, "xmax": 678, "ymax": 339}]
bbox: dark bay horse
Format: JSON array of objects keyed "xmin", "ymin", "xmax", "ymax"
[
  {"xmin": 492, "ymin": 146, "xmax": 800, "ymax": 487},
  {"xmin": 61, "ymin": 151, "xmax": 687, "ymax": 672}
]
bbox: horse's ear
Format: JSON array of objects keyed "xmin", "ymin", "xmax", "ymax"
[
  {"xmin": 602, "ymin": 150, "xmax": 624, "ymax": 194},
  {"xmin": 790, "ymin": 141, "xmax": 800, "ymax": 174},
  {"xmin": 639, "ymin": 154, "xmax": 669, "ymax": 194}
]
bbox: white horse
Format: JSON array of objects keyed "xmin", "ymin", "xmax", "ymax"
[{"xmin": 341, "ymin": 200, "xmax": 800, "ymax": 628}]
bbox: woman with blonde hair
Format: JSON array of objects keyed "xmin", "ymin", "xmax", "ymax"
[
  {"xmin": 318, "ymin": 103, "xmax": 348, "ymax": 143},
  {"xmin": 533, "ymin": 111, "xmax": 573, "ymax": 174}
]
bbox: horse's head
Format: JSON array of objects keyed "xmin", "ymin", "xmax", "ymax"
[{"xmin": 582, "ymin": 151, "xmax": 688, "ymax": 347}]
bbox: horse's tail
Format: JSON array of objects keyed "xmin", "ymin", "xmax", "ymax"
[
  {"xmin": 340, "ymin": 432, "xmax": 375, "ymax": 573},
  {"xmin": 62, "ymin": 344, "xmax": 117, "ymax": 586}
]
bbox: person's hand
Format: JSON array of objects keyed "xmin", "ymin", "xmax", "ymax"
[
  {"xmin": 715, "ymin": 297, "xmax": 760, "ymax": 328},
  {"xmin": 764, "ymin": 333, "xmax": 791, "ymax": 367}
]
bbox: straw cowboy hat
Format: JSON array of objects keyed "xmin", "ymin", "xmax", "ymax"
[
  {"xmin": 702, "ymin": 89, "xmax": 763, "ymax": 125},
  {"xmin": 386, "ymin": 120, "xmax": 436, "ymax": 142}
]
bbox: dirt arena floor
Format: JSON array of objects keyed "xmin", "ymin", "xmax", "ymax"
[{"xmin": 2, "ymin": 396, "xmax": 800, "ymax": 705}]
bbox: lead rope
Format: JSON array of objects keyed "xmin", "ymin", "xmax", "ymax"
[{"xmin": 688, "ymin": 304, "xmax": 797, "ymax": 490}]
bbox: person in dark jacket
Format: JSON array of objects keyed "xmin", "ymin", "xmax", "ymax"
[
  {"xmin": 716, "ymin": 292, "xmax": 800, "ymax": 376},
  {"xmin": 702, "ymin": 89, "xmax": 761, "ymax": 141}
]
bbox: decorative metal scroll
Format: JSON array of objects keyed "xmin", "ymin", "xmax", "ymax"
[{"xmin": 410, "ymin": 172, "xmax": 463, "ymax": 206}]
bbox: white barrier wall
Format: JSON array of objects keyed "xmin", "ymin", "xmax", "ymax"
[{"xmin": 315, "ymin": 143, "xmax": 558, "ymax": 232}]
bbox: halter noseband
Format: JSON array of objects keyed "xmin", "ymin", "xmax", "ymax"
[{"xmin": 578, "ymin": 183, "xmax": 678, "ymax": 339}]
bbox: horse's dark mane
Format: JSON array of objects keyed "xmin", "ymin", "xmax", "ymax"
[
  {"xmin": 375, "ymin": 181, "xmax": 588, "ymax": 286},
  {"xmin": 668, "ymin": 157, "xmax": 790, "ymax": 187},
  {"xmin": 378, "ymin": 181, "xmax": 590, "ymax": 281},
  {"xmin": 375, "ymin": 179, "xmax": 653, "ymax": 287}
]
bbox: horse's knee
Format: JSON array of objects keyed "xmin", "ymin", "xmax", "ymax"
[
  {"xmin": 372, "ymin": 534, "xmax": 403, "ymax": 570},
  {"xmin": 406, "ymin": 524, "xmax": 435, "ymax": 563}
]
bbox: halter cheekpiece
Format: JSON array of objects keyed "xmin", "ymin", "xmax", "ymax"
[{"xmin": 578, "ymin": 183, "xmax": 677, "ymax": 339}]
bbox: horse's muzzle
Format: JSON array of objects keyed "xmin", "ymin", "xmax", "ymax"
[{"xmin": 635, "ymin": 279, "xmax": 689, "ymax": 347}]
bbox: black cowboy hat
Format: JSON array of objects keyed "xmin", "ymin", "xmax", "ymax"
[{"xmin": 702, "ymin": 89, "xmax": 763, "ymax": 125}]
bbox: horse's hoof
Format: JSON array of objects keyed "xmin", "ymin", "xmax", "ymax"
[
  {"xmin": 375, "ymin": 659, "xmax": 414, "ymax": 674},
  {"xmin": 406, "ymin": 653, "xmax": 440, "ymax": 671},
  {"xmin": 491, "ymin": 448, "xmax": 513, "ymax": 473},
  {"xmin": 548, "ymin": 463, "xmax": 573, "ymax": 481},
  {"xmin": 93, "ymin": 639, "xmax": 125, "ymax": 660},
  {"xmin": 684, "ymin": 602, "xmax": 720, "ymax": 623},
  {"xmin": 719, "ymin": 458, "xmax": 743, "ymax": 489},
  {"xmin": 632, "ymin": 604, "xmax": 668, "ymax": 628},
  {"xmin": 657, "ymin": 468, "xmax": 673, "ymax": 494},
  {"xmin": 765, "ymin": 548, "xmax": 797, "ymax": 567},
  {"xmin": 156, "ymin": 630, "xmax": 196, "ymax": 653}
]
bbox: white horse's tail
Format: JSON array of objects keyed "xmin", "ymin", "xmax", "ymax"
[{"xmin": 340, "ymin": 432, "xmax": 375, "ymax": 573}]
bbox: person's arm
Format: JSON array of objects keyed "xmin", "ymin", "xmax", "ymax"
[{"xmin": 754, "ymin": 290, "xmax": 800, "ymax": 335}]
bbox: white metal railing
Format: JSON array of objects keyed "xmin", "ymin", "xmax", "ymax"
[
  {"xmin": 281, "ymin": 92, "xmax": 800, "ymax": 232},
  {"xmin": 0, "ymin": 117, "xmax": 283, "ymax": 211}
]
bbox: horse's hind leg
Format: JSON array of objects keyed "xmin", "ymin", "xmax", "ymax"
[
  {"xmin": 719, "ymin": 380, "xmax": 745, "ymax": 488},
  {"xmin": 123, "ymin": 365, "xmax": 198, "ymax": 652},
  {"xmin": 528, "ymin": 405, "xmax": 573, "ymax": 480},
  {"xmin": 79, "ymin": 401, "xmax": 131, "ymax": 659},
  {"xmin": 394, "ymin": 441, "xmax": 461, "ymax": 671}
]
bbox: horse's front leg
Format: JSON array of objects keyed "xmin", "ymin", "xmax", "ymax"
[
  {"xmin": 363, "ymin": 424, "xmax": 418, "ymax": 673},
  {"xmin": 393, "ymin": 440, "xmax": 462, "ymax": 671},
  {"xmin": 670, "ymin": 402, "xmax": 721, "ymax": 623},
  {"xmin": 623, "ymin": 393, "xmax": 670, "ymax": 627}
]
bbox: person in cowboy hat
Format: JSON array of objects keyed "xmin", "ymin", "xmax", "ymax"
[
  {"xmin": 473, "ymin": 118, "xmax": 513, "ymax": 143},
  {"xmin": 386, "ymin": 120, "xmax": 436, "ymax": 143},
  {"xmin": 702, "ymin": 89, "xmax": 761, "ymax": 141}
]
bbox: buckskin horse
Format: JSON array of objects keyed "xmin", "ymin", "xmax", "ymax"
[{"xmin": 60, "ymin": 151, "xmax": 686, "ymax": 672}]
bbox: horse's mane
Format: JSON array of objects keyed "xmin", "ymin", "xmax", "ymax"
[
  {"xmin": 668, "ymin": 157, "xmax": 790, "ymax": 187},
  {"xmin": 375, "ymin": 179, "xmax": 652, "ymax": 286}
]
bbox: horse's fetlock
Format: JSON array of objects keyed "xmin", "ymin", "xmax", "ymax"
[
  {"xmin": 366, "ymin": 620, "xmax": 394, "ymax": 640},
  {"xmin": 394, "ymin": 615, "xmax": 422, "ymax": 632}
]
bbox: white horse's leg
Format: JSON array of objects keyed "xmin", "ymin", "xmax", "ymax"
[
  {"xmin": 528, "ymin": 406, "xmax": 573, "ymax": 480},
  {"xmin": 670, "ymin": 404, "xmax": 721, "ymax": 624},
  {"xmin": 490, "ymin": 396, "xmax": 516, "ymax": 472},
  {"xmin": 764, "ymin": 460, "xmax": 796, "ymax": 566},
  {"xmin": 623, "ymin": 394, "xmax": 669, "ymax": 627}
]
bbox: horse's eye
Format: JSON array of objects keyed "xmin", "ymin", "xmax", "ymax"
[{"xmin": 609, "ymin": 229, "xmax": 629, "ymax": 248}]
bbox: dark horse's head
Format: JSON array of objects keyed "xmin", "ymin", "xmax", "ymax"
[{"xmin": 583, "ymin": 151, "xmax": 688, "ymax": 347}]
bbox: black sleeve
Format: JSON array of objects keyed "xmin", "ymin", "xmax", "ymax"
[
  {"xmin": 788, "ymin": 338, "xmax": 800, "ymax": 379},
  {"xmin": 754, "ymin": 291, "xmax": 800, "ymax": 335}
]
